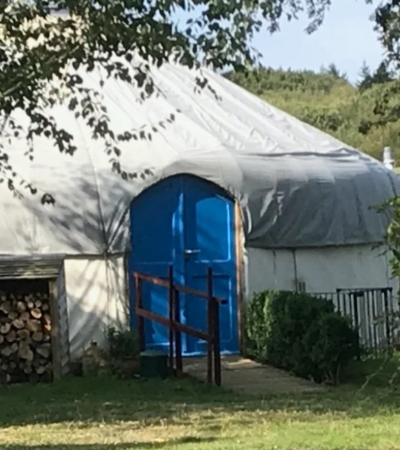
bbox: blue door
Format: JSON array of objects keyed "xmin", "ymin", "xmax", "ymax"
[{"xmin": 129, "ymin": 174, "xmax": 238, "ymax": 355}]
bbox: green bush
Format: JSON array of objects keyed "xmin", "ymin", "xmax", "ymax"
[
  {"xmin": 107, "ymin": 327, "xmax": 140, "ymax": 360},
  {"xmin": 244, "ymin": 291, "xmax": 359, "ymax": 384}
]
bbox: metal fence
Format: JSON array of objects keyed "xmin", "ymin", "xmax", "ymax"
[{"xmin": 316, "ymin": 287, "xmax": 398, "ymax": 355}]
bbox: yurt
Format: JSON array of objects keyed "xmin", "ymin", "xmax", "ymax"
[{"xmin": 0, "ymin": 58, "xmax": 399, "ymax": 375}]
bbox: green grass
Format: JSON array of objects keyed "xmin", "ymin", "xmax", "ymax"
[{"xmin": 2, "ymin": 358, "xmax": 400, "ymax": 450}]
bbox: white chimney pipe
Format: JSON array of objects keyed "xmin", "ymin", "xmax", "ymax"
[{"xmin": 383, "ymin": 146, "xmax": 394, "ymax": 170}]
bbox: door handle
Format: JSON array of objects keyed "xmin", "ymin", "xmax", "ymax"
[{"xmin": 184, "ymin": 249, "xmax": 201, "ymax": 255}]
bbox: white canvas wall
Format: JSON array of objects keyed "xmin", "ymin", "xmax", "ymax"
[
  {"xmin": 246, "ymin": 244, "xmax": 397, "ymax": 296},
  {"xmin": 295, "ymin": 246, "xmax": 394, "ymax": 293},
  {"xmin": 245, "ymin": 248, "xmax": 296, "ymax": 293},
  {"xmin": 64, "ymin": 256, "xmax": 128, "ymax": 358}
]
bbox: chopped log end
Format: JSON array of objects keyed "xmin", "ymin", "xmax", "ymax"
[
  {"xmin": 18, "ymin": 342, "xmax": 34, "ymax": 362},
  {"xmin": 20, "ymin": 312, "xmax": 30, "ymax": 322},
  {"xmin": 11, "ymin": 343, "xmax": 19, "ymax": 353},
  {"xmin": 1, "ymin": 347, "xmax": 12, "ymax": 358},
  {"xmin": 12, "ymin": 319, "xmax": 25, "ymax": 330},
  {"xmin": 32, "ymin": 332, "xmax": 44, "ymax": 342},
  {"xmin": 8, "ymin": 311, "xmax": 18, "ymax": 321},
  {"xmin": 17, "ymin": 329, "xmax": 30, "ymax": 340},
  {"xmin": 26, "ymin": 320, "xmax": 41, "ymax": 333},
  {"xmin": 6, "ymin": 330, "xmax": 16, "ymax": 343},
  {"xmin": 34, "ymin": 300, "xmax": 42, "ymax": 309},
  {"xmin": 31, "ymin": 308, "xmax": 42, "ymax": 320},
  {"xmin": 43, "ymin": 314, "xmax": 51, "ymax": 332},
  {"xmin": 0, "ymin": 301, "xmax": 11, "ymax": 315},
  {"xmin": 43, "ymin": 314, "xmax": 51, "ymax": 324},
  {"xmin": 26, "ymin": 301, "xmax": 35, "ymax": 310},
  {"xmin": 35, "ymin": 365, "xmax": 46, "ymax": 375},
  {"xmin": 16, "ymin": 301, "xmax": 27, "ymax": 313},
  {"xmin": 0, "ymin": 323, "xmax": 11, "ymax": 335}
]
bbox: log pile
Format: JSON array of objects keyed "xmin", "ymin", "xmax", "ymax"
[{"xmin": 0, "ymin": 291, "xmax": 52, "ymax": 383}]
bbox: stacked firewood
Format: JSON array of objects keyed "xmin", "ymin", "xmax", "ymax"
[{"xmin": 0, "ymin": 291, "xmax": 52, "ymax": 383}]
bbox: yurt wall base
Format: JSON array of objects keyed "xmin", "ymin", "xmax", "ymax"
[
  {"xmin": 245, "ymin": 244, "xmax": 399, "ymax": 351},
  {"xmin": 64, "ymin": 256, "xmax": 128, "ymax": 359},
  {"xmin": 60, "ymin": 244, "xmax": 399, "ymax": 360},
  {"xmin": 245, "ymin": 244, "xmax": 396, "ymax": 295}
]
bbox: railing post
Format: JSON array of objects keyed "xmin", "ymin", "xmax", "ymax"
[
  {"xmin": 383, "ymin": 288, "xmax": 392, "ymax": 353},
  {"xmin": 206, "ymin": 267, "xmax": 214, "ymax": 384},
  {"xmin": 213, "ymin": 294, "xmax": 221, "ymax": 387},
  {"xmin": 168, "ymin": 265, "xmax": 174, "ymax": 372},
  {"xmin": 352, "ymin": 292, "xmax": 361, "ymax": 360},
  {"xmin": 135, "ymin": 273, "xmax": 145, "ymax": 352},
  {"xmin": 174, "ymin": 288, "xmax": 183, "ymax": 373}
]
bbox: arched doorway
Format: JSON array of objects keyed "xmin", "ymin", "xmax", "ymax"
[{"xmin": 128, "ymin": 174, "xmax": 239, "ymax": 355}]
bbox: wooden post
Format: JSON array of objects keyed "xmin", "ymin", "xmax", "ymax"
[
  {"xmin": 206, "ymin": 267, "xmax": 214, "ymax": 384},
  {"xmin": 48, "ymin": 280, "xmax": 62, "ymax": 380},
  {"xmin": 135, "ymin": 273, "xmax": 145, "ymax": 352},
  {"xmin": 168, "ymin": 265, "xmax": 174, "ymax": 372},
  {"xmin": 174, "ymin": 288, "xmax": 183, "ymax": 373}
]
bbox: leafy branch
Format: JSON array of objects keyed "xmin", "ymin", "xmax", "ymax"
[{"xmin": 0, "ymin": 0, "xmax": 341, "ymax": 202}]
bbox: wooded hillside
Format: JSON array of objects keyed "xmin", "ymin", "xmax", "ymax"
[{"xmin": 226, "ymin": 65, "xmax": 400, "ymax": 162}]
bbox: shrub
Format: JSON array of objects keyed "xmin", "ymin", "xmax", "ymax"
[
  {"xmin": 107, "ymin": 327, "xmax": 140, "ymax": 360},
  {"xmin": 244, "ymin": 291, "xmax": 359, "ymax": 384}
]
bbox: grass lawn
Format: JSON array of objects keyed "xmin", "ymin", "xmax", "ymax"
[{"xmin": 1, "ymin": 357, "xmax": 400, "ymax": 450}]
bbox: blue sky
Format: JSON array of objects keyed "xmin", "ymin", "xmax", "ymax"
[{"xmin": 252, "ymin": 0, "xmax": 384, "ymax": 82}]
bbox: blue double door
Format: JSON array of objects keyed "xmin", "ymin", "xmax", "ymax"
[{"xmin": 129, "ymin": 175, "xmax": 239, "ymax": 355}]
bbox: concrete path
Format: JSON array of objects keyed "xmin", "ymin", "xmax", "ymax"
[{"xmin": 184, "ymin": 355, "xmax": 325, "ymax": 396}]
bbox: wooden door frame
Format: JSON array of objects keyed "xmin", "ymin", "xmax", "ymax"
[{"xmin": 234, "ymin": 202, "xmax": 245, "ymax": 354}]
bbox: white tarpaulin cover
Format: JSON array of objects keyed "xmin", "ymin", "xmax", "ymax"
[{"xmin": 1, "ymin": 58, "xmax": 400, "ymax": 255}]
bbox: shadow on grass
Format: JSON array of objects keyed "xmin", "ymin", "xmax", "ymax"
[
  {"xmin": 1, "ymin": 355, "xmax": 400, "ymax": 430},
  {"xmin": 3, "ymin": 436, "xmax": 218, "ymax": 450}
]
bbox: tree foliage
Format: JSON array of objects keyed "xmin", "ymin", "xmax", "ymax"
[
  {"xmin": 358, "ymin": 62, "xmax": 394, "ymax": 92},
  {"xmin": 354, "ymin": 1, "xmax": 400, "ymax": 136},
  {"xmin": 0, "ymin": 0, "xmax": 337, "ymax": 202},
  {"xmin": 228, "ymin": 1, "xmax": 400, "ymax": 160}
]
